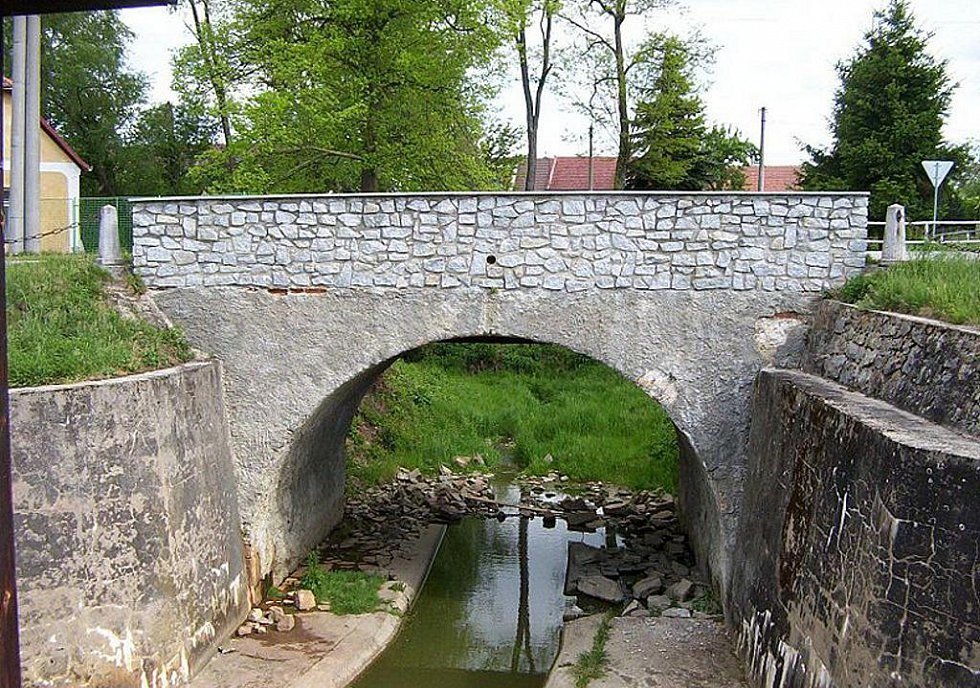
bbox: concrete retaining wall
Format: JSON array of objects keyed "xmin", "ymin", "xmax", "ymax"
[
  {"xmin": 733, "ymin": 370, "xmax": 980, "ymax": 687},
  {"xmin": 11, "ymin": 361, "xmax": 249, "ymax": 688},
  {"xmin": 804, "ymin": 300, "xmax": 980, "ymax": 437},
  {"xmin": 131, "ymin": 192, "xmax": 868, "ymax": 293}
]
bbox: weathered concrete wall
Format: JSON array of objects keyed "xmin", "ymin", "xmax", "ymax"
[
  {"xmin": 131, "ymin": 192, "xmax": 868, "ymax": 293},
  {"xmin": 11, "ymin": 361, "xmax": 249, "ymax": 688},
  {"xmin": 733, "ymin": 369, "xmax": 980, "ymax": 687},
  {"xmin": 804, "ymin": 300, "xmax": 980, "ymax": 437},
  {"xmin": 149, "ymin": 286, "xmax": 818, "ymax": 600}
]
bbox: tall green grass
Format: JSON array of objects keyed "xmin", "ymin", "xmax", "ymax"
[
  {"xmin": 6, "ymin": 254, "xmax": 192, "ymax": 387},
  {"xmin": 348, "ymin": 344, "xmax": 678, "ymax": 492},
  {"xmin": 835, "ymin": 252, "xmax": 980, "ymax": 326}
]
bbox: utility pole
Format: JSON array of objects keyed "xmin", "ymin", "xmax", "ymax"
[
  {"xmin": 8, "ymin": 17, "xmax": 27, "ymax": 254},
  {"xmin": 757, "ymin": 106, "xmax": 767, "ymax": 192},
  {"xmin": 588, "ymin": 123, "xmax": 595, "ymax": 191},
  {"xmin": 25, "ymin": 15, "xmax": 42, "ymax": 253},
  {"xmin": 0, "ymin": 19, "xmax": 25, "ymax": 688}
]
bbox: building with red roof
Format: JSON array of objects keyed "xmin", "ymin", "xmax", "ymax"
[
  {"xmin": 741, "ymin": 165, "xmax": 801, "ymax": 192},
  {"xmin": 3, "ymin": 76, "xmax": 91, "ymax": 252},
  {"xmin": 513, "ymin": 156, "xmax": 618, "ymax": 191}
]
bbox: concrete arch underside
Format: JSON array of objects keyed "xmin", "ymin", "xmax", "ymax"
[{"xmin": 152, "ymin": 286, "xmax": 813, "ymax": 597}]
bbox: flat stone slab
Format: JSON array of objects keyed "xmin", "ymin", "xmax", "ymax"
[
  {"xmin": 189, "ymin": 524, "xmax": 444, "ymax": 688},
  {"xmin": 546, "ymin": 615, "xmax": 748, "ymax": 688}
]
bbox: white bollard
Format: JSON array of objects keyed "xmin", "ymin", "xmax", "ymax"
[
  {"xmin": 881, "ymin": 203, "xmax": 908, "ymax": 265},
  {"xmin": 98, "ymin": 204, "xmax": 125, "ymax": 272}
]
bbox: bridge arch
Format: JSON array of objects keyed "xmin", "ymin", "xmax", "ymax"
[
  {"xmin": 152, "ymin": 285, "xmax": 810, "ymax": 597},
  {"xmin": 136, "ymin": 190, "xmax": 867, "ymax": 598}
]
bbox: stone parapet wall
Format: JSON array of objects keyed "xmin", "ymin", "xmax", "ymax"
[
  {"xmin": 11, "ymin": 361, "xmax": 249, "ymax": 688},
  {"xmin": 132, "ymin": 192, "xmax": 868, "ymax": 293},
  {"xmin": 804, "ymin": 300, "xmax": 980, "ymax": 437},
  {"xmin": 733, "ymin": 369, "xmax": 980, "ymax": 688}
]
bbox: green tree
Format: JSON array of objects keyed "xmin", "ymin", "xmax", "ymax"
[
  {"xmin": 627, "ymin": 36, "xmax": 755, "ymax": 190},
  {"xmin": 172, "ymin": 0, "xmax": 243, "ymax": 147},
  {"xmin": 186, "ymin": 0, "xmax": 503, "ymax": 193},
  {"xmin": 122, "ymin": 102, "xmax": 218, "ymax": 195},
  {"xmin": 34, "ymin": 12, "xmax": 148, "ymax": 196},
  {"xmin": 800, "ymin": 0, "xmax": 965, "ymax": 220},
  {"xmin": 562, "ymin": 0, "xmax": 679, "ymax": 189}
]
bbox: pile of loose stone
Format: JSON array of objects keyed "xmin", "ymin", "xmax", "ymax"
[
  {"xmin": 236, "ymin": 590, "xmax": 318, "ymax": 637},
  {"xmin": 315, "ymin": 466, "xmax": 499, "ymax": 572},
  {"xmin": 520, "ymin": 473, "xmax": 714, "ymax": 620}
]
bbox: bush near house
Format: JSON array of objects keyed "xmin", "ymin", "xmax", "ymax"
[{"xmin": 6, "ymin": 254, "xmax": 192, "ymax": 387}]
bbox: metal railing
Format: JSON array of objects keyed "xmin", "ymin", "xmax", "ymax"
[{"xmin": 867, "ymin": 207, "xmax": 980, "ymax": 262}]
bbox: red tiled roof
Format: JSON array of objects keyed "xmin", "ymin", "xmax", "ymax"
[
  {"xmin": 741, "ymin": 165, "xmax": 801, "ymax": 192},
  {"xmin": 514, "ymin": 156, "xmax": 618, "ymax": 191},
  {"xmin": 3, "ymin": 76, "xmax": 92, "ymax": 172}
]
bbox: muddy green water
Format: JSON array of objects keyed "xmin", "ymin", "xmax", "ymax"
[{"xmin": 351, "ymin": 477, "xmax": 612, "ymax": 688}]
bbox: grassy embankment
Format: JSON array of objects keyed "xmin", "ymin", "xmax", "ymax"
[
  {"xmin": 835, "ymin": 252, "xmax": 980, "ymax": 326},
  {"xmin": 6, "ymin": 254, "xmax": 192, "ymax": 387},
  {"xmin": 347, "ymin": 343, "xmax": 678, "ymax": 493}
]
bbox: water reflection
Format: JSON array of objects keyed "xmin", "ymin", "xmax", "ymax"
[{"xmin": 351, "ymin": 479, "xmax": 610, "ymax": 688}]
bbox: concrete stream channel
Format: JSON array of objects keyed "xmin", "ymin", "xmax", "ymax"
[{"xmin": 193, "ymin": 466, "xmax": 748, "ymax": 688}]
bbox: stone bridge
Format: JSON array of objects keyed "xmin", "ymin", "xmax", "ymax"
[{"xmin": 132, "ymin": 191, "xmax": 869, "ymax": 594}]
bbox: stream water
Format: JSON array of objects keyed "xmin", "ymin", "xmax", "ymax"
[{"xmin": 350, "ymin": 471, "xmax": 614, "ymax": 688}]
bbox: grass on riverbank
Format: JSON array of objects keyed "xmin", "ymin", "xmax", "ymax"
[
  {"xmin": 835, "ymin": 252, "xmax": 980, "ymax": 326},
  {"xmin": 347, "ymin": 343, "xmax": 678, "ymax": 493},
  {"xmin": 300, "ymin": 554, "xmax": 386, "ymax": 614},
  {"xmin": 6, "ymin": 254, "xmax": 192, "ymax": 387},
  {"xmin": 572, "ymin": 614, "xmax": 613, "ymax": 688}
]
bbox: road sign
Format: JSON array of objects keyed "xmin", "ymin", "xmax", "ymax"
[
  {"xmin": 921, "ymin": 160, "xmax": 954, "ymax": 189},
  {"xmin": 921, "ymin": 160, "xmax": 955, "ymax": 239}
]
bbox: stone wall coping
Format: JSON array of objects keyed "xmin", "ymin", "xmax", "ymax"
[
  {"xmin": 763, "ymin": 368, "xmax": 980, "ymax": 460},
  {"xmin": 826, "ymin": 299, "xmax": 980, "ymax": 335},
  {"xmin": 130, "ymin": 190, "xmax": 871, "ymax": 203},
  {"xmin": 9, "ymin": 359, "xmax": 215, "ymax": 397}
]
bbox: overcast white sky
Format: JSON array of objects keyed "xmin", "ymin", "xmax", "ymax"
[{"xmin": 121, "ymin": 0, "xmax": 979, "ymax": 165}]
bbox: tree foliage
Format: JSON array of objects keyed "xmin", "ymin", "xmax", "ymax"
[
  {"xmin": 124, "ymin": 102, "xmax": 218, "ymax": 195},
  {"xmin": 800, "ymin": 0, "xmax": 967, "ymax": 220},
  {"xmin": 561, "ymin": 0, "xmax": 676, "ymax": 188},
  {"xmin": 182, "ymin": 0, "xmax": 504, "ymax": 193},
  {"xmin": 36, "ymin": 12, "xmax": 148, "ymax": 196},
  {"xmin": 627, "ymin": 36, "xmax": 755, "ymax": 190}
]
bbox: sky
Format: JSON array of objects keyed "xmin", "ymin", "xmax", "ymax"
[{"xmin": 121, "ymin": 0, "xmax": 979, "ymax": 166}]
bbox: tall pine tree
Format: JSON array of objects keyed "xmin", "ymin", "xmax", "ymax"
[
  {"xmin": 627, "ymin": 36, "xmax": 755, "ymax": 191},
  {"xmin": 801, "ymin": 0, "xmax": 964, "ymax": 220}
]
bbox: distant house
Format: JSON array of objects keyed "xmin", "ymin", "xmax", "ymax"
[
  {"xmin": 741, "ymin": 165, "xmax": 801, "ymax": 192},
  {"xmin": 514, "ymin": 158, "xmax": 802, "ymax": 193},
  {"xmin": 513, "ymin": 156, "xmax": 618, "ymax": 191},
  {"xmin": 2, "ymin": 76, "xmax": 91, "ymax": 252}
]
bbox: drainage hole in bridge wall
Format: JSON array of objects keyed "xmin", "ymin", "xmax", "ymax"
[{"xmin": 486, "ymin": 255, "xmax": 497, "ymax": 265}]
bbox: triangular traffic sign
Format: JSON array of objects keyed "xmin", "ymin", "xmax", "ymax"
[{"xmin": 921, "ymin": 160, "xmax": 954, "ymax": 188}]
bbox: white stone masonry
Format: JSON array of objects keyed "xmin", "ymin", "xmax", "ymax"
[{"xmin": 132, "ymin": 193, "xmax": 868, "ymax": 293}]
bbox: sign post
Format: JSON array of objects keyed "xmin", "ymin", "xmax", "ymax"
[{"xmin": 921, "ymin": 160, "xmax": 954, "ymax": 240}]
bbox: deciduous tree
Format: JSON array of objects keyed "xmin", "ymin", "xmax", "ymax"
[
  {"xmin": 500, "ymin": 0, "xmax": 560, "ymax": 190},
  {"xmin": 188, "ymin": 0, "xmax": 503, "ymax": 193},
  {"xmin": 561, "ymin": 0, "xmax": 674, "ymax": 188},
  {"xmin": 36, "ymin": 12, "xmax": 148, "ymax": 196}
]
